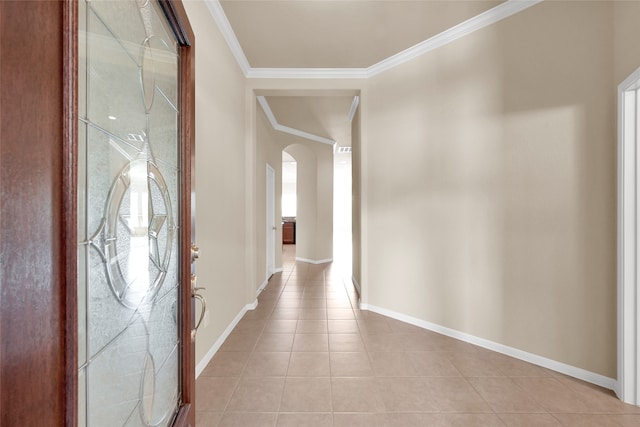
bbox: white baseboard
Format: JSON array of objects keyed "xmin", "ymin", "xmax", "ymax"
[
  {"xmin": 351, "ymin": 275, "xmax": 361, "ymax": 294},
  {"xmin": 195, "ymin": 300, "xmax": 257, "ymax": 378},
  {"xmin": 360, "ymin": 302, "xmax": 617, "ymax": 391},
  {"xmin": 256, "ymin": 279, "xmax": 268, "ymax": 297},
  {"xmin": 258, "ymin": 268, "xmax": 283, "ymax": 297},
  {"xmin": 257, "ymin": 267, "xmax": 285, "ymax": 297},
  {"xmin": 246, "ymin": 298, "xmax": 258, "ymax": 310},
  {"xmin": 295, "ymin": 257, "xmax": 333, "ymax": 264}
]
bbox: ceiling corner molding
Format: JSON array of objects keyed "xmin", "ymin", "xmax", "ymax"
[
  {"xmin": 257, "ymin": 96, "xmax": 336, "ymax": 146},
  {"xmin": 275, "ymin": 124, "xmax": 336, "ymax": 146},
  {"xmin": 256, "ymin": 96, "xmax": 279, "ymax": 128},
  {"xmin": 247, "ymin": 68, "xmax": 368, "ymax": 80},
  {"xmin": 366, "ymin": 0, "xmax": 544, "ymax": 77},
  {"xmin": 204, "ymin": 0, "xmax": 251, "ymax": 76},
  {"xmin": 348, "ymin": 96, "xmax": 360, "ymax": 122},
  {"xmin": 207, "ymin": 0, "xmax": 543, "ymax": 80}
]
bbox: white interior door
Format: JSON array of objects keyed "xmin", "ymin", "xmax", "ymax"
[{"xmin": 266, "ymin": 164, "xmax": 276, "ymax": 279}]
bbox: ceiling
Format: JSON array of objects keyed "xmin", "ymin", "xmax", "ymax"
[
  {"xmin": 218, "ymin": 0, "xmax": 505, "ymax": 146},
  {"xmin": 266, "ymin": 96, "xmax": 354, "ymax": 144},
  {"xmin": 220, "ymin": 0, "xmax": 503, "ymax": 69}
]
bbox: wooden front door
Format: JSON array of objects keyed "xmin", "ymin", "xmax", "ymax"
[{"xmin": 0, "ymin": 1, "xmax": 195, "ymax": 425}]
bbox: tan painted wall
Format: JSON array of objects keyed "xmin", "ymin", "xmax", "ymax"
[
  {"xmin": 614, "ymin": 0, "xmax": 640, "ymax": 85},
  {"xmin": 365, "ymin": 1, "xmax": 617, "ymax": 377},
  {"xmin": 183, "ymin": 0, "xmax": 249, "ymax": 365},
  {"xmin": 187, "ymin": 0, "xmax": 640, "ymax": 381},
  {"xmin": 285, "ymin": 144, "xmax": 317, "ymax": 261},
  {"xmin": 315, "ymin": 146, "xmax": 334, "ymax": 261}
]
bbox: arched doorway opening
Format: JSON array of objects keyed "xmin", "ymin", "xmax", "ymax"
[{"xmin": 282, "ymin": 144, "xmax": 333, "ymax": 265}]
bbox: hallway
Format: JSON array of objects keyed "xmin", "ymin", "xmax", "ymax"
[{"xmin": 195, "ymin": 246, "xmax": 640, "ymax": 427}]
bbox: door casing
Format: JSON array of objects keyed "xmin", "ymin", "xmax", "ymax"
[
  {"xmin": 266, "ymin": 163, "xmax": 276, "ymax": 280},
  {"xmin": 617, "ymin": 65, "xmax": 640, "ymax": 407}
]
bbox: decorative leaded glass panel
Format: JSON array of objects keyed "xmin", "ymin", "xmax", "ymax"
[{"xmin": 78, "ymin": 0, "xmax": 181, "ymax": 425}]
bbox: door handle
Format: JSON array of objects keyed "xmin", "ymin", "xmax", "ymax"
[
  {"xmin": 193, "ymin": 292, "xmax": 207, "ymax": 333},
  {"xmin": 191, "ymin": 274, "xmax": 207, "ymax": 337}
]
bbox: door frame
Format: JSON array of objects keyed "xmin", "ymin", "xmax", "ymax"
[
  {"xmin": 1, "ymin": 1, "xmax": 73, "ymax": 424},
  {"xmin": 163, "ymin": 1, "xmax": 197, "ymax": 425},
  {"xmin": 617, "ymin": 65, "xmax": 640, "ymax": 406},
  {"xmin": 69, "ymin": 0, "xmax": 196, "ymax": 425},
  {"xmin": 266, "ymin": 163, "xmax": 276, "ymax": 280}
]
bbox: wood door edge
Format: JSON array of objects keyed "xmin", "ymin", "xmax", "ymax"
[
  {"xmin": 173, "ymin": 403, "xmax": 193, "ymax": 427},
  {"xmin": 63, "ymin": 0, "xmax": 79, "ymax": 426}
]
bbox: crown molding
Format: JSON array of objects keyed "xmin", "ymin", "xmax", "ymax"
[
  {"xmin": 256, "ymin": 96, "xmax": 279, "ymax": 127},
  {"xmin": 207, "ymin": 0, "xmax": 543, "ymax": 80},
  {"xmin": 367, "ymin": 0, "xmax": 543, "ymax": 77},
  {"xmin": 348, "ymin": 96, "xmax": 360, "ymax": 122},
  {"xmin": 257, "ymin": 96, "xmax": 336, "ymax": 146},
  {"xmin": 274, "ymin": 123, "xmax": 335, "ymax": 146},
  {"xmin": 204, "ymin": 0, "xmax": 251, "ymax": 75}
]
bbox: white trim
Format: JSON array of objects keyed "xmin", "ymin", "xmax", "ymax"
[
  {"xmin": 203, "ymin": 0, "xmax": 251, "ymax": 76},
  {"xmin": 207, "ymin": 0, "xmax": 542, "ymax": 80},
  {"xmin": 274, "ymin": 124, "xmax": 335, "ymax": 146},
  {"xmin": 617, "ymin": 66, "xmax": 640, "ymax": 405},
  {"xmin": 257, "ymin": 268, "xmax": 283, "ymax": 297},
  {"xmin": 257, "ymin": 96, "xmax": 336, "ymax": 145},
  {"xmin": 195, "ymin": 300, "xmax": 258, "ymax": 378},
  {"xmin": 256, "ymin": 279, "xmax": 268, "ymax": 297},
  {"xmin": 266, "ymin": 163, "xmax": 276, "ymax": 279},
  {"xmin": 366, "ymin": 0, "xmax": 543, "ymax": 77},
  {"xmin": 348, "ymin": 96, "xmax": 360, "ymax": 122},
  {"xmin": 246, "ymin": 298, "xmax": 258, "ymax": 310},
  {"xmin": 360, "ymin": 303, "xmax": 617, "ymax": 391},
  {"xmin": 258, "ymin": 268, "xmax": 283, "ymax": 297},
  {"xmin": 257, "ymin": 96, "xmax": 279, "ymax": 128},
  {"xmin": 295, "ymin": 257, "xmax": 333, "ymax": 265},
  {"xmin": 351, "ymin": 275, "xmax": 361, "ymax": 294}
]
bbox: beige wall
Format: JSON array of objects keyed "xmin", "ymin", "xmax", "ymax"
[
  {"xmin": 285, "ymin": 144, "xmax": 317, "ymax": 260},
  {"xmin": 186, "ymin": 0, "xmax": 640, "ymax": 382},
  {"xmin": 614, "ymin": 0, "xmax": 640, "ymax": 85},
  {"xmin": 183, "ymin": 0, "xmax": 250, "ymax": 365},
  {"xmin": 365, "ymin": 0, "xmax": 617, "ymax": 377},
  {"xmin": 315, "ymin": 145, "xmax": 334, "ymax": 261}
]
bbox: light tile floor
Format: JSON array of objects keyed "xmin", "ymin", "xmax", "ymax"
[{"xmin": 196, "ymin": 246, "xmax": 640, "ymax": 426}]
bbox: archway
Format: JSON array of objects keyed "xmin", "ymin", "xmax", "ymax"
[{"xmin": 283, "ymin": 143, "xmax": 333, "ymax": 264}]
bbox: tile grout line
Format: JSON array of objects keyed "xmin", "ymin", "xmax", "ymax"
[
  {"xmin": 323, "ymin": 268, "xmax": 337, "ymax": 420},
  {"xmin": 199, "ymin": 246, "xmax": 640, "ymax": 424}
]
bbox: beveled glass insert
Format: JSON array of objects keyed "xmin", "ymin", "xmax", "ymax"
[
  {"xmin": 78, "ymin": 0, "xmax": 181, "ymax": 425},
  {"xmin": 140, "ymin": 38, "xmax": 156, "ymax": 112},
  {"xmin": 101, "ymin": 156, "xmax": 174, "ymax": 309},
  {"xmin": 141, "ymin": 354, "xmax": 156, "ymax": 425}
]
